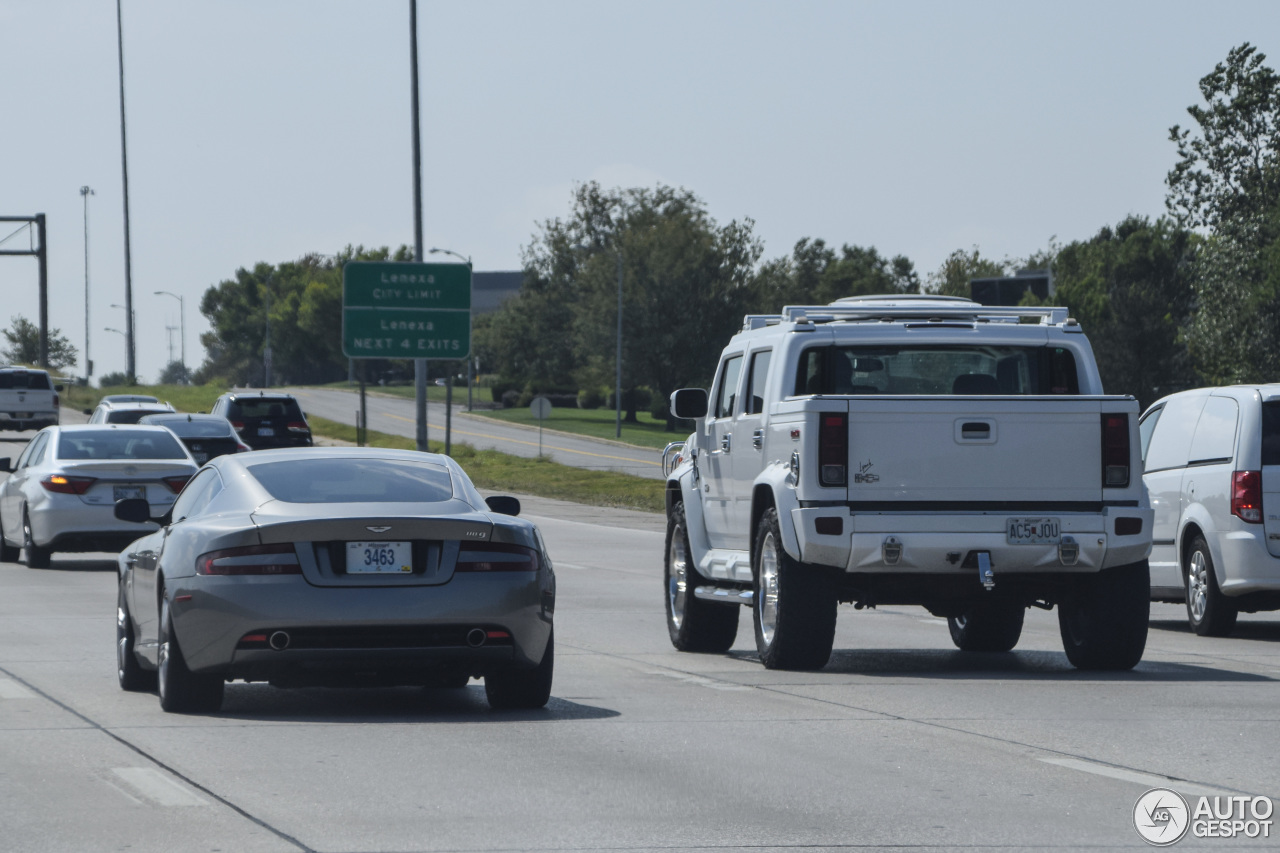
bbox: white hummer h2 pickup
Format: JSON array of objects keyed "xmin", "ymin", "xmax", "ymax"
[{"xmin": 663, "ymin": 295, "xmax": 1153, "ymax": 671}]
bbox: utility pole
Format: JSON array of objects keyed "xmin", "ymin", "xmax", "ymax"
[{"xmin": 80, "ymin": 187, "xmax": 94, "ymax": 380}]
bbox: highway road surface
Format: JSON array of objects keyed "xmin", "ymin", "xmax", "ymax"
[
  {"xmin": 283, "ymin": 387, "xmax": 666, "ymax": 480},
  {"xmin": 1, "ymin": 428, "xmax": 1278, "ymax": 851}
]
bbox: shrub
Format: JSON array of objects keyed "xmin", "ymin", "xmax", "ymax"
[{"xmin": 578, "ymin": 387, "xmax": 604, "ymax": 409}]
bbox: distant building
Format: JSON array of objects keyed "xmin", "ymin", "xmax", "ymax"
[
  {"xmin": 969, "ymin": 269, "xmax": 1054, "ymax": 306},
  {"xmin": 472, "ymin": 271, "xmax": 523, "ymax": 315}
]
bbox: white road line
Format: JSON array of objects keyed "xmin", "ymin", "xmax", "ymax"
[
  {"xmin": 1039, "ymin": 757, "xmax": 1232, "ymax": 796},
  {"xmin": 0, "ymin": 678, "xmax": 35, "ymax": 699},
  {"xmin": 111, "ymin": 768, "xmax": 209, "ymax": 807},
  {"xmin": 644, "ymin": 669, "xmax": 752, "ymax": 691}
]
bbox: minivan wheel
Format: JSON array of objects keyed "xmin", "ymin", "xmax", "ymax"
[{"xmin": 1185, "ymin": 536, "xmax": 1238, "ymax": 637}]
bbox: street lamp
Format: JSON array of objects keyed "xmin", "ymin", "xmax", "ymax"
[
  {"xmin": 104, "ymin": 326, "xmax": 126, "ymax": 378},
  {"xmin": 154, "ymin": 290, "xmax": 185, "ymax": 382},
  {"xmin": 80, "ymin": 186, "xmax": 94, "ymax": 382},
  {"xmin": 428, "ymin": 247, "xmax": 472, "ymax": 458}
]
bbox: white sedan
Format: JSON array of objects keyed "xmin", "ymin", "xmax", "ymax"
[{"xmin": 0, "ymin": 425, "xmax": 197, "ymax": 567}]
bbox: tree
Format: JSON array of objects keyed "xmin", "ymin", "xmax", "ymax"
[
  {"xmin": 196, "ymin": 245, "xmax": 411, "ymax": 386},
  {"xmin": 157, "ymin": 360, "xmax": 191, "ymax": 385},
  {"xmin": 98, "ymin": 371, "xmax": 129, "ymax": 387},
  {"xmin": 751, "ymin": 239, "xmax": 918, "ymax": 308},
  {"xmin": 481, "ymin": 183, "xmax": 763, "ymax": 427},
  {"xmin": 926, "ymin": 248, "xmax": 1009, "ymax": 297},
  {"xmin": 1050, "ymin": 217, "xmax": 1198, "ymax": 407},
  {"xmin": 1167, "ymin": 43, "xmax": 1280, "ymax": 238},
  {"xmin": 1, "ymin": 315, "xmax": 78, "ymax": 370},
  {"xmin": 1166, "ymin": 43, "xmax": 1280, "ymax": 383}
]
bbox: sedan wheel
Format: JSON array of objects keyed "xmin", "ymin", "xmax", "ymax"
[{"xmin": 22, "ymin": 511, "xmax": 51, "ymax": 569}]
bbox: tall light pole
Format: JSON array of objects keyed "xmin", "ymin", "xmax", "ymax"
[
  {"xmin": 409, "ymin": 0, "xmax": 427, "ymax": 452},
  {"xmin": 615, "ymin": 251, "xmax": 623, "ymax": 439},
  {"xmin": 80, "ymin": 186, "xmax": 94, "ymax": 382},
  {"xmin": 154, "ymin": 290, "xmax": 184, "ymax": 381},
  {"xmin": 116, "ymin": 0, "xmax": 136, "ymax": 383}
]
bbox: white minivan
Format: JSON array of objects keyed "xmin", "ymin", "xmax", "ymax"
[{"xmin": 1140, "ymin": 385, "xmax": 1280, "ymax": 635}]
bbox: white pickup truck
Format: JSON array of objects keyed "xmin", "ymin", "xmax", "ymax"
[
  {"xmin": 663, "ymin": 295, "xmax": 1153, "ymax": 671},
  {"xmin": 0, "ymin": 367, "xmax": 61, "ymax": 432}
]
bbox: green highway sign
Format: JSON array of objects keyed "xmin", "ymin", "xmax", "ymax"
[{"xmin": 342, "ymin": 261, "xmax": 471, "ymax": 359}]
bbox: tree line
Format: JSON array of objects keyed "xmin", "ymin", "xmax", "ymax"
[{"xmin": 182, "ymin": 43, "xmax": 1278, "ymax": 419}]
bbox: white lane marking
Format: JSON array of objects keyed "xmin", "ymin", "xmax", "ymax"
[
  {"xmin": 0, "ymin": 678, "xmax": 35, "ymax": 699},
  {"xmin": 645, "ymin": 669, "xmax": 752, "ymax": 691},
  {"xmin": 111, "ymin": 768, "xmax": 209, "ymax": 807},
  {"xmin": 1039, "ymin": 757, "xmax": 1232, "ymax": 796},
  {"xmin": 525, "ymin": 513, "xmax": 664, "ymax": 533}
]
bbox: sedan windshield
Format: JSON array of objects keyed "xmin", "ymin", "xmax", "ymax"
[
  {"xmin": 247, "ymin": 458, "xmax": 455, "ymax": 503},
  {"xmin": 58, "ymin": 430, "xmax": 188, "ymax": 460}
]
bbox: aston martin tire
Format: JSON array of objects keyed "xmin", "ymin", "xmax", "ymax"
[
  {"xmin": 753, "ymin": 508, "xmax": 837, "ymax": 671},
  {"xmin": 157, "ymin": 595, "xmax": 224, "ymax": 713},
  {"xmin": 947, "ymin": 599, "xmax": 1025, "ymax": 652},
  {"xmin": 665, "ymin": 502, "xmax": 739, "ymax": 653},
  {"xmin": 117, "ymin": 581, "xmax": 157, "ymax": 692},
  {"xmin": 485, "ymin": 629, "xmax": 554, "ymax": 710},
  {"xmin": 22, "ymin": 511, "xmax": 50, "ymax": 569},
  {"xmin": 1185, "ymin": 535, "xmax": 1238, "ymax": 637},
  {"xmin": 1058, "ymin": 560, "xmax": 1150, "ymax": 670}
]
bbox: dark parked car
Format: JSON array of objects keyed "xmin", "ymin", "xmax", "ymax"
[
  {"xmin": 209, "ymin": 392, "xmax": 312, "ymax": 450},
  {"xmin": 139, "ymin": 413, "xmax": 251, "ymax": 464}
]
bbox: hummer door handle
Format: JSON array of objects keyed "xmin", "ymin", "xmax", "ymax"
[
  {"xmin": 721, "ymin": 434, "xmax": 731, "ymax": 453},
  {"xmin": 752, "ymin": 429, "xmax": 764, "ymax": 449}
]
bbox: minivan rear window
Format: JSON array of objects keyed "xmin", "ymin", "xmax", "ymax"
[
  {"xmin": 1262, "ymin": 402, "xmax": 1280, "ymax": 466},
  {"xmin": 0, "ymin": 371, "xmax": 52, "ymax": 390}
]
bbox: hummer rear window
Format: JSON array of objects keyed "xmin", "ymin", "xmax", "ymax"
[{"xmin": 794, "ymin": 345, "xmax": 1080, "ymax": 396}]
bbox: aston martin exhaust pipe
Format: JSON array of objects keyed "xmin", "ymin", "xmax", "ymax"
[
  {"xmin": 466, "ymin": 628, "xmax": 487, "ymax": 648},
  {"xmin": 269, "ymin": 631, "xmax": 291, "ymax": 651}
]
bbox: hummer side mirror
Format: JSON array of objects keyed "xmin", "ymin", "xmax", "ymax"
[{"xmin": 670, "ymin": 388, "xmax": 708, "ymax": 420}]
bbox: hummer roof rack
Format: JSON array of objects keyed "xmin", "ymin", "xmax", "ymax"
[{"xmin": 741, "ymin": 294, "xmax": 1072, "ymax": 330}]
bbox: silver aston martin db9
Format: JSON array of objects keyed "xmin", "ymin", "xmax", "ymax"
[{"xmin": 114, "ymin": 447, "xmax": 555, "ymax": 713}]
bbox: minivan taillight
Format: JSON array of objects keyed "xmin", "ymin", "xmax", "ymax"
[
  {"xmin": 1101, "ymin": 413, "xmax": 1130, "ymax": 488},
  {"xmin": 455, "ymin": 542, "xmax": 539, "ymax": 572},
  {"xmin": 196, "ymin": 543, "xmax": 301, "ymax": 575},
  {"xmin": 818, "ymin": 413, "xmax": 847, "ymax": 487},
  {"xmin": 1232, "ymin": 470, "xmax": 1263, "ymax": 524}
]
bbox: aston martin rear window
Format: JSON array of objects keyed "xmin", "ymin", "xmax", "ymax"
[
  {"xmin": 247, "ymin": 458, "xmax": 455, "ymax": 503},
  {"xmin": 58, "ymin": 430, "xmax": 188, "ymax": 460}
]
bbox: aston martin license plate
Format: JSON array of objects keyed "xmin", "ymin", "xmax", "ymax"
[
  {"xmin": 1007, "ymin": 517, "xmax": 1060, "ymax": 545},
  {"xmin": 346, "ymin": 541, "xmax": 412, "ymax": 573}
]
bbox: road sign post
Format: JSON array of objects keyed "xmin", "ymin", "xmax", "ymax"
[{"xmin": 531, "ymin": 396, "xmax": 552, "ymax": 456}]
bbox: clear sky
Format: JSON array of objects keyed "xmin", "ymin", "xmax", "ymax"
[{"xmin": 2, "ymin": 1, "xmax": 1277, "ymax": 382}]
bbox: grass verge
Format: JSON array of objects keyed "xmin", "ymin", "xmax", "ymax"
[
  {"xmin": 63, "ymin": 383, "xmax": 229, "ymax": 415},
  {"xmin": 467, "ymin": 407, "xmax": 690, "ymax": 450},
  {"xmin": 305, "ymin": 415, "xmax": 665, "ymax": 514}
]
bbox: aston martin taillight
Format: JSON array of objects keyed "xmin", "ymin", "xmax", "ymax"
[
  {"xmin": 455, "ymin": 542, "xmax": 539, "ymax": 572},
  {"xmin": 196, "ymin": 543, "xmax": 301, "ymax": 575}
]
